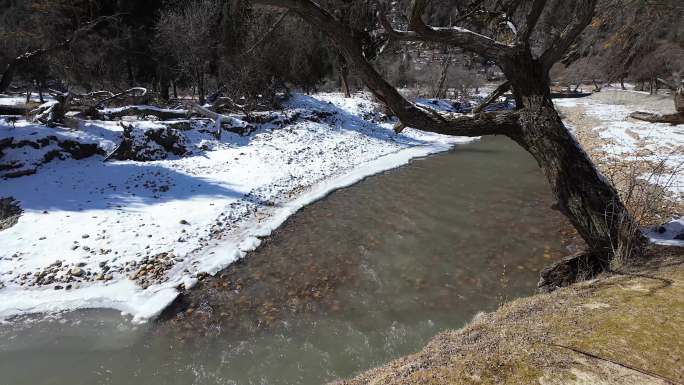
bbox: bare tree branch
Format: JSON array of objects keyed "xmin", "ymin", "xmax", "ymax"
[
  {"xmin": 540, "ymin": 0, "xmax": 598, "ymax": 69},
  {"xmin": 517, "ymin": 0, "xmax": 547, "ymax": 43},
  {"xmin": 377, "ymin": 0, "xmax": 513, "ymax": 60},
  {"xmin": 473, "ymin": 81, "xmax": 510, "ymax": 113},
  {"xmin": 245, "ymin": 10, "xmax": 291, "ymax": 54},
  {"xmin": 254, "ymin": 0, "xmax": 521, "ymax": 137}
]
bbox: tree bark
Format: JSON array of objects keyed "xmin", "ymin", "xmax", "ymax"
[
  {"xmin": 198, "ymin": 73, "xmax": 206, "ymax": 105},
  {"xmin": 37, "ymin": 80, "xmax": 45, "ymax": 103},
  {"xmin": 338, "ymin": 58, "xmax": 351, "ymax": 98},
  {"xmin": 433, "ymin": 53, "xmax": 451, "ymax": 98},
  {"xmin": 160, "ymin": 75, "xmax": 170, "ymax": 101}
]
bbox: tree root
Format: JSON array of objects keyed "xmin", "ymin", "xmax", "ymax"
[{"xmin": 538, "ymin": 251, "xmax": 608, "ymax": 293}]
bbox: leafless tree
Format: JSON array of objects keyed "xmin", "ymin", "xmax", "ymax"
[
  {"xmin": 155, "ymin": 0, "xmax": 222, "ymax": 104},
  {"xmin": 249, "ymin": 0, "xmax": 647, "ymax": 289}
]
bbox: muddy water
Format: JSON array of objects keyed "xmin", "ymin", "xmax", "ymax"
[{"xmin": 0, "ymin": 136, "xmax": 568, "ymax": 385}]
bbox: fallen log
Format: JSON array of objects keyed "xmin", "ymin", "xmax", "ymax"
[
  {"xmin": 97, "ymin": 105, "xmax": 188, "ymax": 120},
  {"xmin": 629, "ymin": 111, "xmax": 684, "ymax": 125},
  {"xmin": 190, "ymin": 104, "xmax": 251, "ymax": 137},
  {"xmin": 95, "ymin": 87, "xmax": 148, "ymax": 108},
  {"xmin": 550, "ymin": 91, "xmax": 592, "ymax": 98}
]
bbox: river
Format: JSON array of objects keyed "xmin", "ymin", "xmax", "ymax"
[{"xmin": 0, "ymin": 136, "xmax": 568, "ymax": 385}]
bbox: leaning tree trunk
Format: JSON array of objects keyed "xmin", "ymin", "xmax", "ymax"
[{"xmin": 504, "ymin": 61, "xmax": 644, "ymax": 289}]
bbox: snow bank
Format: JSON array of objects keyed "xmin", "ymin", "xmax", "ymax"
[{"xmin": 0, "ymin": 93, "xmax": 474, "ymax": 322}]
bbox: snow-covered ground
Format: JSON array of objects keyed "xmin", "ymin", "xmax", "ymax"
[
  {"xmin": 554, "ymin": 88, "xmax": 683, "ymax": 196},
  {"xmin": 554, "ymin": 87, "xmax": 684, "ymax": 246},
  {"xmin": 0, "ymin": 93, "xmax": 473, "ymax": 322}
]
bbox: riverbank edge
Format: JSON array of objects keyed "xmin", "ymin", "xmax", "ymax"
[{"xmin": 334, "ymin": 246, "xmax": 684, "ymax": 385}]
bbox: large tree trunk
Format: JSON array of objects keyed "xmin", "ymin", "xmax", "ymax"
[
  {"xmin": 433, "ymin": 54, "xmax": 451, "ymax": 99},
  {"xmin": 504, "ymin": 59, "xmax": 643, "ymax": 268}
]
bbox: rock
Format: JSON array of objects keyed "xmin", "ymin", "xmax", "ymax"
[
  {"xmin": 180, "ymin": 219, "xmax": 189, "ymax": 225},
  {"xmin": 70, "ymin": 267, "xmax": 84, "ymax": 277},
  {"xmin": 0, "ymin": 197, "xmax": 22, "ymax": 231},
  {"xmin": 54, "ymin": 285, "xmax": 63, "ymax": 290},
  {"xmin": 82, "ymin": 234, "xmax": 90, "ymax": 239}
]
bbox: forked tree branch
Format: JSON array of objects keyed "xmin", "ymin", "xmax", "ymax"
[
  {"xmin": 253, "ymin": 0, "xmax": 521, "ymax": 137},
  {"xmin": 517, "ymin": 0, "xmax": 547, "ymax": 43},
  {"xmin": 377, "ymin": 0, "xmax": 514, "ymax": 60},
  {"xmin": 540, "ymin": 0, "xmax": 597, "ymax": 69}
]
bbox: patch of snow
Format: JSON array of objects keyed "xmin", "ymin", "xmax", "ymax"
[{"xmin": 645, "ymin": 217, "xmax": 684, "ymax": 246}]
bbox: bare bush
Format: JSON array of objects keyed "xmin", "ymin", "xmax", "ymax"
[{"xmin": 600, "ymin": 153, "xmax": 683, "ymax": 267}]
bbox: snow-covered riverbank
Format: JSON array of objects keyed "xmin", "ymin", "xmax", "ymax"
[
  {"xmin": 2, "ymin": 88, "xmax": 682, "ymax": 323},
  {"xmin": 554, "ymin": 88, "xmax": 683, "ymax": 246},
  {"xmin": 0, "ymin": 93, "xmax": 473, "ymax": 322}
]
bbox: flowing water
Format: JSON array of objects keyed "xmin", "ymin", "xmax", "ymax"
[{"xmin": 0, "ymin": 136, "xmax": 569, "ymax": 385}]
